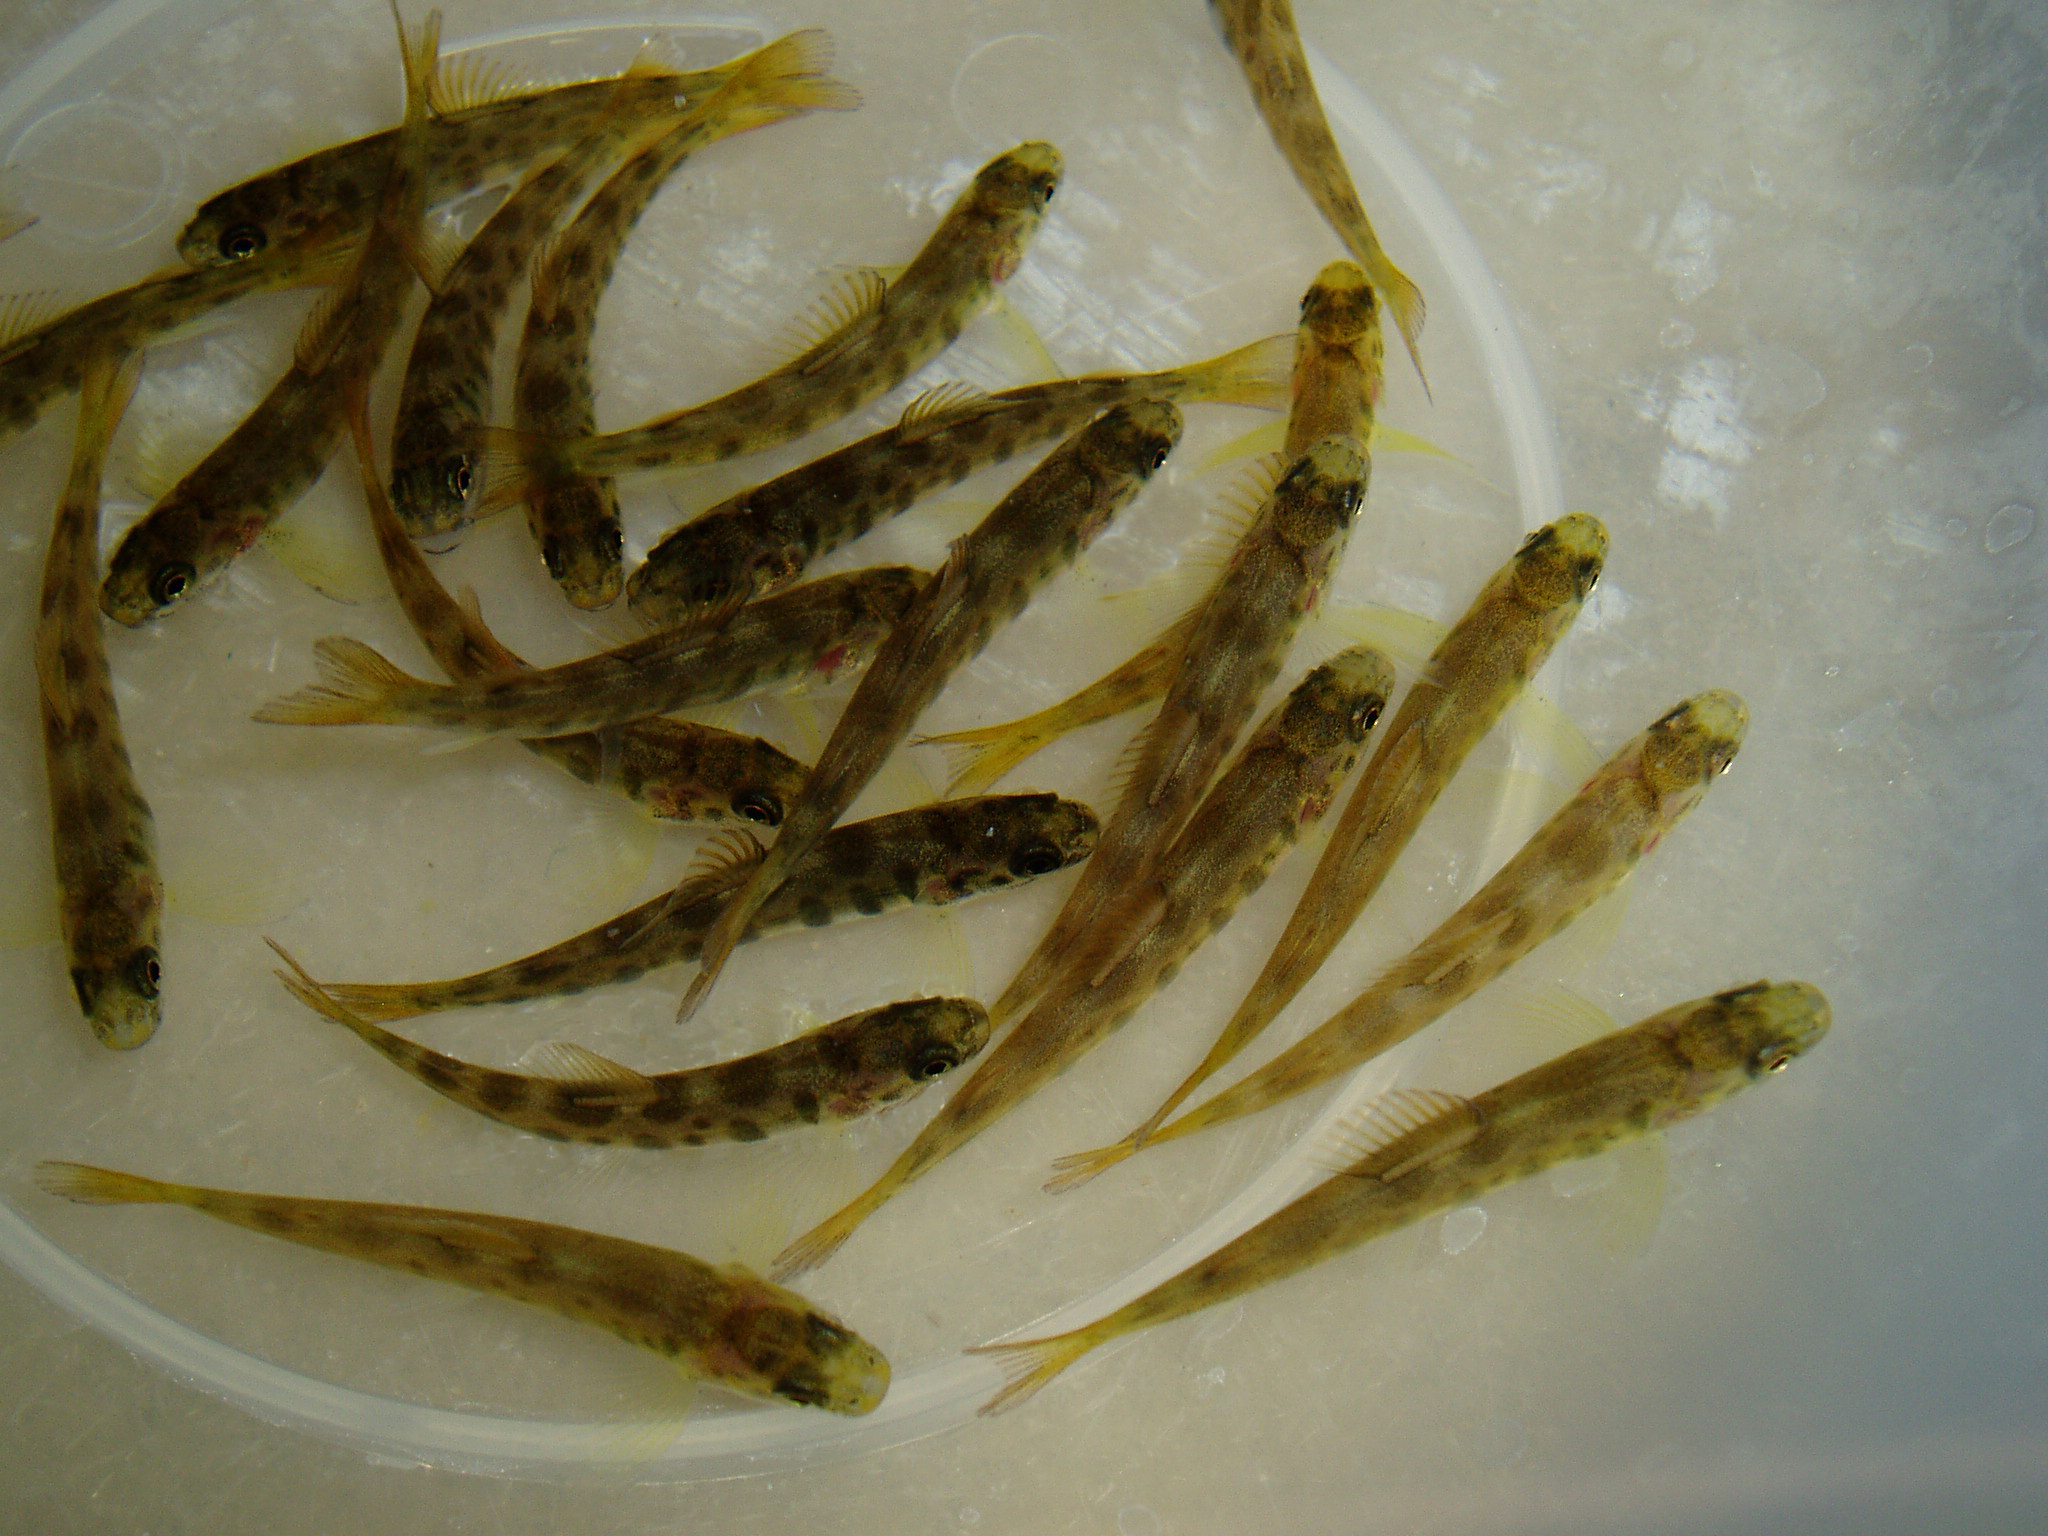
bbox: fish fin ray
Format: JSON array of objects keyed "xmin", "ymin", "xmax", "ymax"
[
  {"xmin": 523, "ymin": 1041, "xmax": 660, "ymax": 1105},
  {"xmin": 1315, "ymin": 1087, "xmax": 1481, "ymax": 1180},
  {"xmin": 429, "ymin": 51, "xmax": 535, "ymax": 115},
  {"xmin": 250, "ymin": 635, "xmax": 425, "ymax": 725},
  {"xmin": 773, "ymin": 267, "xmax": 889, "ymax": 374},
  {"xmin": 1043, "ymin": 1136, "xmax": 1137, "ymax": 1194},
  {"xmin": 967, "ymin": 1332, "xmax": 1095, "ymax": 1415},
  {"xmin": 34, "ymin": 1162, "xmax": 177, "ymax": 1205},
  {"xmin": 0, "ymin": 289, "xmax": 64, "ymax": 354},
  {"xmin": 896, "ymin": 380, "xmax": 999, "ymax": 442}
]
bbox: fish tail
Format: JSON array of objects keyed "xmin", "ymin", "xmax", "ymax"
[
  {"xmin": 251, "ymin": 636, "xmax": 425, "ymax": 726},
  {"xmin": 34, "ymin": 1160, "xmax": 184, "ymax": 1207},
  {"xmin": 307, "ymin": 982, "xmax": 430, "ymax": 1023},
  {"xmin": 713, "ymin": 29, "xmax": 864, "ymax": 127},
  {"xmin": 1042, "ymin": 1136, "xmax": 1138, "ymax": 1195},
  {"xmin": 1369, "ymin": 258, "xmax": 1429, "ymax": 402},
  {"xmin": 967, "ymin": 1330, "xmax": 1099, "ymax": 1415},
  {"xmin": 267, "ymin": 938, "xmax": 386, "ymax": 1042},
  {"xmin": 914, "ymin": 722, "xmax": 1043, "ymax": 798},
  {"xmin": 1172, "ymin": 332, "xmax": 1295, "ymax": 411},
  {"xmin": 393, "ymin": 4, "xmax": 443, "ymax": 119},
  {"xmin": 768, "ymin": 1183, "xmax": 891, "ymax": 1281}
]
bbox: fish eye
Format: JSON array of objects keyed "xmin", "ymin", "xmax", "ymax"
[
  {"xmin": 540, "ymin": 538, "xmax": 565, "ymax": 577},
  {"xmin": 1034, "ymin": 177, "xmax": 1056, "ymax": 207},
  {"xmin": 1145, "ymin": 441, "xmax": 1172, "ymax": 472},
  {"xmin": 1756, "ymin": 1043, "xmax": 1797, "ymax": 1074},
  {"xmin": 151, "ymin": 562, "xmax": 195, "ymax": 606},
  {"xmin": 1010, "ymin": 842, "xmax": 1064, "ymax": 878},
  {"xmin": 912, "ymin": 1045, "xmax": 961, "ymax": 1079},
  {"xmin": 218, "ymin": 223, "xmax": 266, "ymax": 261},
  {"xmin": 128, "ymin": 948, "xmax": 162, "ymax": 1001},
  {"xmin": 446, "ymin": 458, "xmax": 473, "ymax": 500},
  {"xmin": 1353, "ymin": 699, "xmax": 1383, "ymax": 733},
  {"xmin": 732, "ymin": 790, "xmax": 783, "ymax": 826}
]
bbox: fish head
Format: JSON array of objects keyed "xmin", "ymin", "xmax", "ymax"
[
  {"xmin": 71, "ymin": 943, "xmax": 162, "ymax": 1051},
  {"xmin": 1297, "ymin": 260, "xmax": 1384, "ymax": 405},
  {"xmin": 389, "ymin": 450, "xmax": 477, "ymax": 538},
  {"xmin": 1669, "ymin": 980, "xmax": 1832, "ymax": 1091},
  {"xmin": 1272, "ymin": 437, "xmax": 1369, "ymax": 552},
  {"xmin": 1640, "ymin": 688, "xmax": 1748, "ymax": 805},
  {"xmin": 531, "ymin": 478, "xmax": 624, "ymax": 609},
  {"xmin": 1279, "ymin": 644, "xmax": 1394, "ymax": 754},
  {"xmin": 962, "ymin": 142, "xmax": 1063, "ymax": 275},
  {"xmin": 1077, "ymin": 398, "xmax": 1183, "ymax": 499},
  {"xmin": 177, "ymin": 177, "xmax": 359, "ymax": 269},
  {"xmin": 100, "ymin": 515, "xmax": 208, "ymax": 626},
  {"xmin": 835, "ymin": 997, "xmax": 994, "ymax": 1108},
  {"xmin": 716, "ymin": 1284, "xmax": 891, "ymax": 1415},
  {"xmin": 626, "ymin": 514, "xmax": 801, "ymax": 632},
  {"xmin": 934, "ymin": 793, "xmax": 1100, "ymax": 899},
  {"xmin": 1511, "ymin": 512, "xmax": 1609, "ymax": 611}
]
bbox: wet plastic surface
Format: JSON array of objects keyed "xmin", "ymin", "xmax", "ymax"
[{"xmin": 2, "ymin": 0, "xmax": 2045, "ymax": 1532}]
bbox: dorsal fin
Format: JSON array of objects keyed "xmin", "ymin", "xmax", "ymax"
[
  {"xmin": 525, "ymin": 1041, "xmax": 661, "ymax": 1106},
  {"xmin": 0, "ymin": 289, "xmax": 63, "ymax": 355},
  {"xmin": 680, "ymin": 827, "xmax": 768, "ymax": 893},
  {"xmin": 428, "ymin": 51, "xmax": 540, "ymax": 116},
  {"xmin": 1316, "ymin": 1088, "xmax": 1483, "ymax": 1180},
  {"xmin": 773, "ymin": 267, "xmax": 889, "ymax": 374},
  {"xmin": 896, "ymin": 380, "xmax": 998, "ymax": 442},
  {"xmin": 293, "ymin": 276, "xmax": 358, "ymax": 373}
]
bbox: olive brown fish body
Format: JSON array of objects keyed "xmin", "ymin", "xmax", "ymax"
[
  {"xmin": 485, "ymin": 141, "xmax": 1062, "ymax": 522},
  {"xmin": 312, "ymin": 793, "xmax": 1098, "ymax": 1021},
  {"xmin": 35, "ymin": 1161, "xmax": 888, "ymax": 1414},
  {"xmin": 773, "ymin": 646, "xmax": 1393, "ymax": 1279},
  {"xmin": 253, "ymin": 565, "xmax": 925, "ymax": 738},
  {"xmin": 1059, "ymin": 689, "xmax": 1751, "ymax": 1183},
  {"xmin": 99, "ymin": 12, "xmax": 445, "ymax": 626},
  {"xmin": 676, "ymin": 398, "xmax": 1184, "ymax": 1025},
  {"xmin": 279, "ymin": 949, "xmax": 990, "ymax": 1147},
  {"xmin": 35, "ymin": 356, "xmax": 160, "ymax": 1050},
  {"xmin": 1124, "ymin": 513, "xmax": 1609, "ymax": 1145},
  {"xmin": 973, "ymin": 980, "xmax": 1831, "ymax": 1413},
  {"xmin": 506, "ymin": 34, "xmax": 859, "ymax": 606},
  {"xmin": 625, "ymin": 333, "xmax": 1295, "ymax": 632},
  {"xmin": 982, "ymin": 264, "xmax": 1381, "ymax": 1028},
  {"xmin": 1210, "ymin": 0, "xmax": 1429, "ymax": 389},
  {"xmin": 354, "ymin": 397, "xmax": 810, "ymax": 824},
  {"xmin": 177, "ymin": 60, "xmax": 737, "ymax": 268},
  {"xmin": 922, "ymin": 262, "xmax": 1382, "ymax": 802},
  {"xmin": 0, "ymin": 238, "xmax": 357, "ymax": 454}
]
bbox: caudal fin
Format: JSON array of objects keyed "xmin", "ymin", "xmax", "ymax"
[
  {"xmin": 1042, "ymin": 1136, "xmax": 1137, "ymax": 1195},
  {"xmin": 711, "ymin": 29, "xmax": 863, "ymax": 132},
  {"xmin": 251, "ymin": 636, "xmax": 428, "ymax": 725},
  {"xmin": 916, "ymin": 720, "xmax": 1045, "ymax": 798},
  {"xmin": 769, "ymin": 1197, "xmax": 874, "ymax": 1282},
  {"xmin": 1171, "ymin": 332, "xmax": 1295, "ymax": 411},
  {"xmin": 34, "ymin": 1160, "xmax": 180, "ymax": 1206},
  {"xmin": 966, "ymin": 1331, "xmax": 1097, "ymax": 1416},
  {"xmin": 1371, "ymin": 259, "xmax": 1429, "ymax": 402}
]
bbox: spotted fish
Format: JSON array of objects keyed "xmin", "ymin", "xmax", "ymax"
[
  {"xmin": 276, "ymin": 944, "xmax": 988, "ymax": 1148},
  {"xmin": 175, "ymin": 52, "xmax": 738, "ymax": 268},
  {"xmin": 676, "ymin": 399, "xmax": 1184, "ymax": 1026},
  {"xmin": 99, "ymin": 9, "xmax": 445, "ymax": 625},
  {"xmin": 1118, "ymin": 514, "xmax": 1609, "ymax": 1148},
  {"xmin": 35, "ymin": 1160, "xmax": 889, "ymax": 1413},
  {"xmin": 478, "ymin": 142, "xmax": 1062, "ymax": 520},
  {"xmin": 773, "ymin": 646, "xmax": 1394, "ymax": 1279},
  {"xmin": 973, "ymin": 980, "xmax": 1830, "ymax": 1413},
  {"xmin": 1052, "ymin": 690, "xmax": 1751, "ymax": 1186},
  {"xmin": 351, "ymin": 396, "xmax": 808, "ymax": 826},
  {"xmin": 305, "ymin": 794, "xmax": 1098, "ymax": 1022},
  {"xmin": 624, "ymin": 333, "xmax": 1293, "ymax": 632},
  {"xmin": 252, "ymin": 565, "xmax": 925, "ymax": 737},
  {"xmin": 981, "ymin": 264, "xmax": 1381, "ymax": 1031},
  {"xmin": 35, "ymin": 355, "xmax": 159, "ymax": 1050},
  {"xmin": 1210, "ymin": 0, "xmax": 1429, "ymax": 390}
]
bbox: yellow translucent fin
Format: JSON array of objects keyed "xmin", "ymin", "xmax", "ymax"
[
  {"xmin": 968, "ymin": 1331, "xmax": 1097, "ymax": 1415},
  {"xmin": 1197, "ymin": 417, "xmax": 1461, "ymax": 477},
  {"xmin": 1507, "ymin": 690, "xmax": 1600, "ymax": 786},
  {"xmin": 160, "ymin": 836, "xmax": 304, "ymax": 927},
  {"xmin": 1464, "ymin": 767, "xmax": 1571, "ymax": 882},
  {"xmin": 585, "ymin": 1375, "xmax": 699, "ymax": 1464},
  {"xmin": 896, "ymin": 380, "xmax": 998, "ymax": 442},
  {"xmin": 1042, "ymin": 1134, "xmax": 1137, "ymax": 1194},
  {"xmin": 522, "ymin": 1042, "xmax": 660, "ymax": 1106},
  {"xmin": 1583, "ymin": 1135, "xmax": 1668, "ymax": 1259},
  {"xmin": 1314, "ymin": 1087, "xmax": 1481, "ymax": 1179},
  {"xmin": 126, "ymin": 415, "xmax": 217, "ymax": 504},
  {"xmin": 0, "ymin": 289, "xmax": 63, "ymax": 353},
  {"xmin": 260, "ymin": 496, "xmax": 384, "ymax": 605},
  {"xmin": 428, "ymin": 51, "xmax": 535, "ymax": 116},
  {"xmin": 541, "ymin": 798, "xmax": 659, "ymax": 915},
  {"xmin": 773, "ymin": 267, "xmax": 888, "ymax": 372},
  {"xmin": 1536, "ymin": 887, "xmax": 1629, "ymax": 983},
  {"xmin": 680, "ymin": 827, "xmax": 768, "ymax": 891},
  {"xmin": 1311, "ymin": 600, "xmax": 1447, "ymax": 674},
  {"xmin": 981, "ymin": 292, "xmax": 1065, "ymax": 381},
  {"xmin": 34, "ymin": 1161, "xmax": 178, "ymax": 1206}
]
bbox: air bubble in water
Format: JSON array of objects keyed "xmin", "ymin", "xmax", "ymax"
[
  {"xmin": 1985, "ymin": 503, "xmax": 2035, "ymax": 554},
  {"xmin": 1441, "ymin": 1206, "xmax": 1488, "ymax": 1254}
]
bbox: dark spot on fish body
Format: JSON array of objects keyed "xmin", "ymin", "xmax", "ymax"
[
  {"xmin": 631, "ymin": 1132, "xmax": 668, "ymax": 1149},
  {"xmin": 892, "ymin": 863, "xmax": 922, "ymax": 902},
  {"xmin": 798, "ymin": 896, "xmax": 832, "ymax": 928},
  {"xmin": 790, "ymin": 1088, "xmax": 822, "ymax": 1125},
  {"xmin": 638, "ymin": 1093, "xmax": 688, "ymax": 1125},
  {"xmin": 551, "ymin": 1097, "xmax": 620, "ymax": 1130},
  {"xmin": 728, "ymin": 1118, "xmax": 767, "ymax": 1143},
  {"xmin": 477, "ymin": 1075, "xmax": 526, "ymax": 1112},
  {"xmin": 415, "ymin": 1058, "xmax": 458, "ymax": 1091},
  {"xmin": 716, "ymin": 1056, "xmax": 776, "ymax": 1109},
  {"xmin": 816, "ymin": 1031, "xmax": 863, "ymax": 1079}
]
